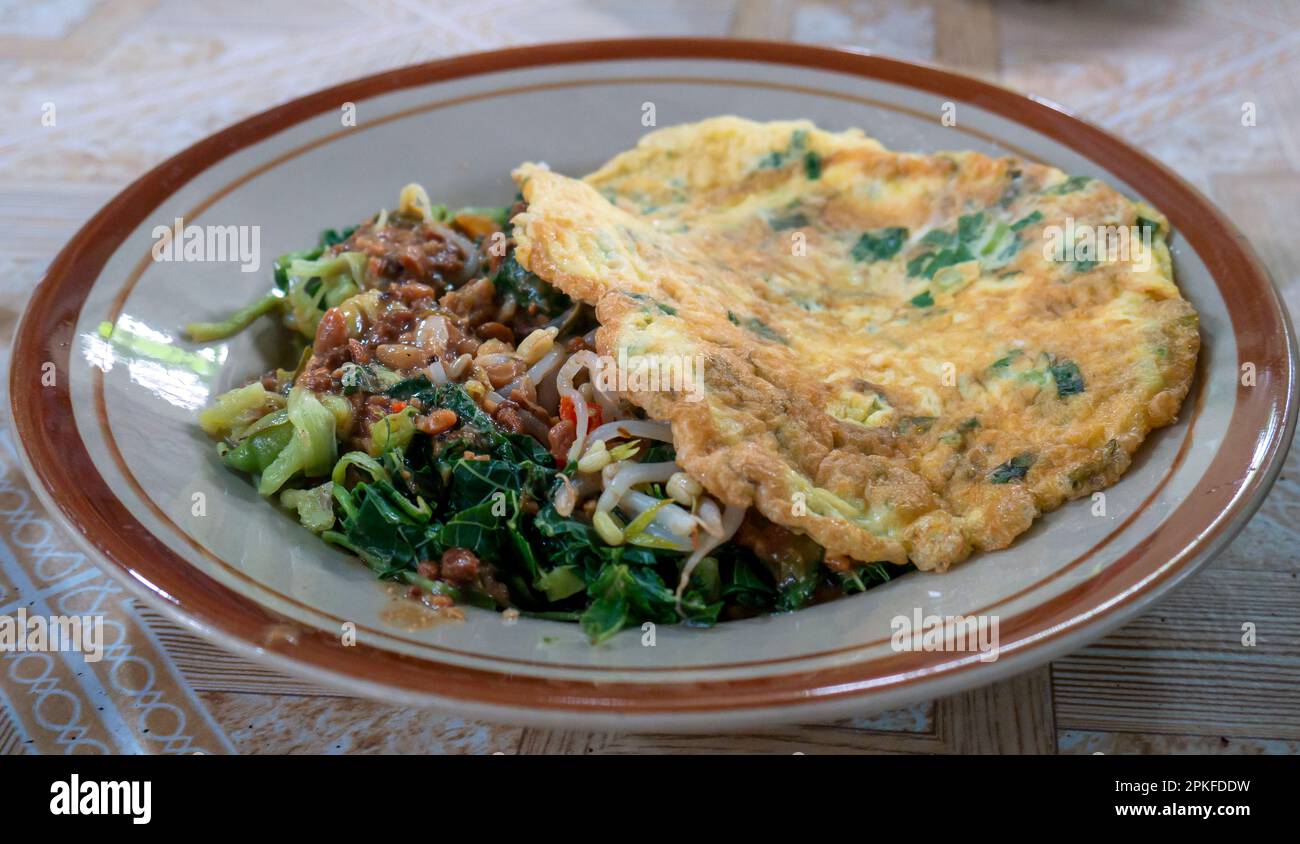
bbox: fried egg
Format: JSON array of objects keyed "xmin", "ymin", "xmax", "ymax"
[{"xmin": 511, "ymin": 117, "xmax": 1199, "ymax": 570}]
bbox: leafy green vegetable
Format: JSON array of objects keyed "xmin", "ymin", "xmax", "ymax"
[
  {"xmin": 325, "ymin": 478, "xmax": 436, "ymax": 577},
  {"xmin": 281, "ymin": 482, "xmax": 336, "ymax": 533},
  {"xmin": 536, "ymin": 566, "xmax": 586, "ymax": 601},
  {"xmin": 839, "ymin": 561, "xmax": 912, "ymax": 594},
  {"xmin": 198, "ymin": 382, "xmax": 283, "ymax": 439},
  {"xmin": 392, "ymin": 379, "xmax": 553, "ymax": 467},
  {"xmin": 579, "ymin": 563, "xmax": 720, "ymax": 644},
  {"xmin": 775, "ymin": 570, "xmax": 820, "ymax": 613},
  {"xmin": 185, "ymin": 292, "xmax": 282, "ymax": 342},
  {"xmin": 721, "ymin": 552, "xmax": 777, "ymax": 610},
  {"xmin": 340, "ymin": 362, "xmax": 402, "ymax": 396},
  {"xmin": 910, "ymin": 290, "xmax": 934, "ymax": 308},
  {"xmin": 187, "ymin": 225, "xmax": 358, "ymax": 342},
  {"xmin": 742, "ymin": 530, "xmax": 824, "ymax": 613},
  {"xmin": 642, "ymin": 442, "xmax": 677, "ymax": 464},
  {"xmin": 371, "ymin": 407, "xmax": 418, "ymax": 455},
  {"xmin": 454, "ymin": 206, "xmax": 511, "ymax": 225},
  {"xmin": 222, "ymin": 418, "xmax": 292, "ymax": 473},
  {"xmin": 273, "ymin": 226, "xmax": 357, "ymax": 290},
  {"xmin": 493, "ymin": 252, "xmax": 571, "ymax": 317},
  {"xmin": 258, "ymin": 387, "xmax": 338, "ymax": 495},
  {"xmin": 436, "ymin": 501, "xmax": 503, "ymax": 560},
  {"xmin": 331, "ymin": 451, "xmax": 389, "ymax": 487},
  {"xmin": 283, "ymin": 252, "xmax": 366, "ymax": 337}
]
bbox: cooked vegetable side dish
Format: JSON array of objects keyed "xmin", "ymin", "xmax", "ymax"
[{"xmin": 192, "ymin": 117, "xmax": 1198, "ymax": 642}]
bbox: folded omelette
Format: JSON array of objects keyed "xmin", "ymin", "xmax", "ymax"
[{"xmin": 511, "ymin": 117, "xmax": 1199, "ymax": 571}]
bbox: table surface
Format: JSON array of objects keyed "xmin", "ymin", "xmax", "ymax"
[{"xmin": 1, "ymin": 0, "xmax": 1296, "ymax": 755}]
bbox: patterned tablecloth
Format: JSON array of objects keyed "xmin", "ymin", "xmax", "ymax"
[{"xmin": 1, "ymin": 0, "xmax": 1297, "ymax": 755}]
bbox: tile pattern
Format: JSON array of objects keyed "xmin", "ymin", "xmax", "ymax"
[{"xmin": 0, "ymin": 0, "xmax": 1296, "ymax": 754}]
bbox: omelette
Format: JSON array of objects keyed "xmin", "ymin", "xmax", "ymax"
[{"xmin": 511, "ymin": 117, "xmax": 1199, "ymax": 571}]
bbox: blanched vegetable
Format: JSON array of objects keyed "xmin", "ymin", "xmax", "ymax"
[
  {"xmin": 198, "ymin": 382, "xmax": 283, "ymax": 439},
  {"xmin": 258, "ymin": 387, "xmax": 338, "ymax": 495},
  {"xmin": 283, "ymin": 252, "xmax": 367, "ymax": 337},
  {"xmin": 222, "ymin": 418, "xmax": 292, "ymax": 473},
  {"xmin": 281, "ymin": 482, "xmax": 336, "ymax": 533},
  {"xmin": 185, "ymin": 292, "xmax": 282, "ymax": 342},
  {"xmin": 369, "ymin": 407, "xmax": 418, "ymax": 455},
  {"xmin": 191, "ymin": 194, "xmax": 918, "ymax": 644}
]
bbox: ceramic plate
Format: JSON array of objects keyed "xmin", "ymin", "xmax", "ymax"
[{"xmin": 11, "ymin": 39, "xmax": 1296, "ymax": 731}]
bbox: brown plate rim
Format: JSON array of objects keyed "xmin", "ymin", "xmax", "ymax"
[{"xmin": 9, "ymin": 38, "xmax": 1297, "ymax": 719}]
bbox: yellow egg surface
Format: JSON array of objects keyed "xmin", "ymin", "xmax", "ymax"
[{"xmin": 511, "ymin": 117, "xmax": 1199, "ymax": 570}]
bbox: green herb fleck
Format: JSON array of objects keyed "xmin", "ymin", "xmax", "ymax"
[
  {"xmin": 769, "ymin": 211, "xmax": 810, "ymax": 231},
  {"xmin": 851, "ymin": 227, "xmax": 908, "ymax": 262},
  {"xmin": 804, "ymin": 150, "xmax": 822, "ymax": 180},
  {"xmin": 1010, "ymin": 210, "xmax": 1043, "ymax": 232},
  {"xmin": 896, "ymin": 416, "xmax": 937, "ymax": 434},
  {"xmin": 907, "ymin": 245, "xmax": 974, "ymax": 279},
  {"xmin": 990, "ymin": 349, "xmax": 1023, "ymax": 370},
  {"xmin": 758, "ymin": 128, "xmax": 809, "ymax": 169},
  {"xmin": 1136, "ymin": 216, "xmax": 1161, "ymax": 237},
  {"xmin": 744, "ymin": 316, "xmax": 786, "ymax": 344},
  {"xmin": 1044, "ymin": 175, "xmax": 1092, "ymax": 195},
  {"xmin": 989, "ymin": 453, "xmax": 1035, "ymax": 484},
  {"xmin": 1048, "ymin": 359, "xmax": 1085, "ymax": 397}
]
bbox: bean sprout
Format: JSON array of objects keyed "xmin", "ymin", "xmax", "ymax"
[
  {"xmin": 586, "ymin": 419, "xmax": 673, "ymax": 448},
  {"xmin": 527, "ymin": 346, "xmax": 565, "ymax": 385},
  {"xmin": 558, "ymin": 350, "xmax": 623, "ymax": 460},
  {"xmin": 560, "ymin": 351, "xmax": 622, "ymax": 423},
  {"xmin": 675, "ymin": 503, "xmax": 745, "ymax": 617},
  {"xmin": 666, "ymin": 471, "xmax": 702, "ymax": 506},
  {"xmin": 695, "ymin": 497, "xmax": 724, "ymax": 538},
  {"xmin": 544, "ymin": 303, "xmax": 580, "ymax": 332},
  {"xmin": 619, "ymin": 490, "xmax": 697, "ymax": 537},
  {"xmin": 597, "ymin": 461, "xmax": 680, "ymax": 513},
  {"xmin": 557, "ymin": 354, "xmax": 593, "ymax": 463}
]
